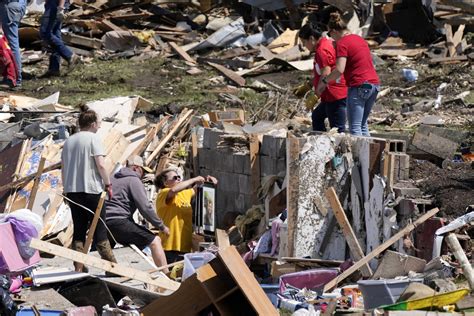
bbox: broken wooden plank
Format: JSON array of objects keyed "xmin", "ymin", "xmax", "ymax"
[
  {"xmin": 84, "ymin": 192, "xmax": 106, "ymax": 252},
  {"xmin": 99, "ymin": 19, "xmax": 124, "ymax": 32},
  {"xmin": 444, "ymin": 24, "xmax": 456, "ymax": 57},
  {"xmin": 207, "ymin": 62, "xmax": 246, "ymax": 87},
  {"xmin": 169, "ymin": 42, "xmax": 196, "ymax": 64},
  {"xmin": 30, "ymin": 238, "xmax": 180, "ymax": 291},
  {"xmin": 429, "ymin": 55, "xmax": 468, "ymax": 64},
  {"xmin": 215, "ymin": 229, "xmax": 230, "ymax": 249},
  {"xmin": 145, "ymin": 109, "xmax": 193, "ymax": 166},
  {"xmin": 323, "ymin": 207, "xmax": 441, "ymax": 292},
  {"xmin": 250, "ymin": 134, "xmax": 260, "ymax": 205},
  {"xmin": 0, "ymin": 162, "xmax": 61, "ymax": 193},
  {"xmin": 325, "ymin": 187, "xmax": 373, "ymax": 278},
  {"xmin": 63, "ymin": 33, "xmax": 102, "ymax": 50},
  {"xmin": 286, "ymin": 135, "xmax": 300, "ymax": 257},
  {"xmin": 26, "ymin": 157, "xmax": 46, "ymax": 210},
  {"xmin": 452, "ymin": 24, "xmax": 466, "ymax": 56},
  {"xmin": 128, "ymin": 118, "xmax": 168, "ymax": 161},
  {"xmin": 197, "ymin": 57, "xmax": 253, "ymax": 70}
]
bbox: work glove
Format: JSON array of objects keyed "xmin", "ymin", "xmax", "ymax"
[
  {"xmin": 293, "ymin": 81, "xmax": 312, "ymax": 97},
  {"xmin": 56, "ymin": 7, "xmax": 65, "ymax": 23},
  {"xmin": 305, "ymin": 91, "xmax": 320, "ymax": 111}
]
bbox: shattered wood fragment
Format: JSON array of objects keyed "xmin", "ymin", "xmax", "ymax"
[
  {"xmin": 99, "ymin": 19, "xmax": 124, "ymax": 32},
  {"xmin": 30, "ymin": 239, "xmax": 180, "ymax": 291},
  {"xmin": 145, "ymin": 109, "xmax": 193, "ymax": 166},
  {"xmin": 128, "ymin": 118, "xmax": 167, "ymax": 160},
  {"xmin": 169, "ymin": 41, "xmax": 196, "ymax": 64},
  {"xmin": 62, "ymin": 33, "xmax": 102, "ymax": 50},
  {"xmin": 207, "ymin": 62, "xmax": 246, "ymax": 86},
  {"xmin": 323, "ymin": 207, "xmax": 440, "ymax": 292},
  {"xmin": 325, "ymin": 187, "xmax": 373, "ymax": 278},
  {"xmin": 429, "ymin": 55, "xmax": 468, "ymax": 64}
]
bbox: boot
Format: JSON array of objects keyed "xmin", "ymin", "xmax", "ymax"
[
  {"xmin": 71, "ymin": 240, "xmax": 88, "ymax": 273},
  {"xmin": 96, "ymin": 240, "xmax": 118, "ymax": 277}
]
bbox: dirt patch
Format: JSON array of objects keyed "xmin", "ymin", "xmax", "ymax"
[{"xmin": 410, "ymin": 159, "xmax": 474, "ymax": 218}]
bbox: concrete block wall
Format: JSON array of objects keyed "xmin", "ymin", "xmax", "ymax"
[{"xmin": 198, "ymin": 128, "xmax": 286, "ymax": 228}]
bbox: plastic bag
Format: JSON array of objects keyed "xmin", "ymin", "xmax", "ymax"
[
  {"xmin": 0, "ymin": 276, "xmax": 17, "ymax": 316},
  {"xmin": 5, "ymin": 209, "xmax": 43, "ymax": 260}
]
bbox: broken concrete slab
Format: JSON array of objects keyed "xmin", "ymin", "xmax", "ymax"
[{"xmin": 372, "ymin": 250, "xmax": 426, "ymax": 279}]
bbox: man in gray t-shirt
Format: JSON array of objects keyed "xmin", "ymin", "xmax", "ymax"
[{"xmin": 61, "ymin": 105, "xmax": 116, "ymax": 272}]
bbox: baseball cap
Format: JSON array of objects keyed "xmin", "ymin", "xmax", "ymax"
[{"xmin": 127, "ymin": 155, "xmax": 153, "ymax": 173}]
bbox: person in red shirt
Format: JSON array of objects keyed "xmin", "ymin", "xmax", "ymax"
[
  {"xmin": 299, "ymin": 23, "xmax": 347, "ymax": 133},
  {"xmin": 316, "ymin": 12, "xmax": 380, "ymax": 136}
]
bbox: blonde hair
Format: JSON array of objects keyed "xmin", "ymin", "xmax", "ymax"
[{"xmin": 328, "ymin": 12, "xmax": 347, "ymax": 31}]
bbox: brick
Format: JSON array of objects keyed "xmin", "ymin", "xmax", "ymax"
[
  {"xmin": 233, "ymin": 152, "xmax": 251, "ymax": 175},
  {"xmin": 260, "ymin": 155, "xmax": 277, "ymax": 177}
]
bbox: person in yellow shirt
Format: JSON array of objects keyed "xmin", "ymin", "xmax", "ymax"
[{"xmin": 155, "ymin": 168, "xmax": 217, "ymax": 263}]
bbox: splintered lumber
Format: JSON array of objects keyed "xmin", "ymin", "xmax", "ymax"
[
  {"xmin": 169, "ymin": 42, "xmax": 196, "ymax": 64},
  {"xmin": 249, "ymin": 134, "xmax": 260, "ymax": 204},
  {"xmin": 0, "ymin": 162, "xmax": 61, "ymax": 193},
  {"xmin": 83, "ymin": 192, "xmax": 107, "ymax": 252},
  {"xmin": 325, "ymin": 187, "xmax": 373, "ymax": 277},
  {"xmin": 207, "ymin": 62, "xmax": 246, "ymax": 87},
  {"xmin": 445, "ymin": 24, "xmax": 456, "ymax": 57},
  {"xmin": 215, "ymin": 229, "xmax": 230, "ymax": 249},
  {"xmin": 145, "ymin": 109, "xmax": 193, "ymax": 166},
  {"xmin": 27, "ymin": 157, "xmax": 46, "ymax": 210},
  {"xmin": 128, "ymin": 118, "xmax": 168, "ymax": 160},
  {"xmin": 30, "ymin": 239, "xmax": 180, "ymax": 291},
  {"xmin": 62, "ymin": 33, "xmax": 102, "ymax": 50},
  {"xmin": 323, "ymin": 207, "xmax": 440, "ymax": 292},
  {"xmin": 445, "ymin": 233, "xmax": 474, "ymax": 290}
]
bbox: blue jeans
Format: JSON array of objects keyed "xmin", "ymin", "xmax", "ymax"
[
  {"xmin": 40, "ymin": 0, "xmax": 72, "ymax": 72},
  {"xmin": 312, "ymin": 98, "xmax": 347, "ymax": 133},
  {"xmin": 347, "ymin": 83, "xmax": 380, "ymax": 136},
  {"xmin": 0, "ymin": 0, "xmax": 26, "ymax": 84}
]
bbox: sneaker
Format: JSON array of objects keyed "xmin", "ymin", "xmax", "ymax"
[
  {"xmin": 39, "ymin": 70, "xmax": 61, "ymax": 78},
  {"xmin": 67, "ymin": 53, "xmax": 80, "ymax": 72}
]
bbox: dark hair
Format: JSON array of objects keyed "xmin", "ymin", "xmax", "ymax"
[
  {"xmin": 328, "ymin": 12, "xmax": 347, "ymax": 31},
  {"xmin": 154, "ymin": 168, "xmax": 176, "ymax": 189},
  {"xmin": 78, "ymin": 104, "xmax": 99, "ymax": 129},
  {"xmin": 299, "ymin": 22, "xmax": 323, "ymax": 40}
]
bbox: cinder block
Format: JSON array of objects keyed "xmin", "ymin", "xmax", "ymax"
[
  {"xmin": 197, "ymin": 148, "xmax": 211, "ymax": 170},
  {"xmin": 392, "ymin": 185, "xmax": 421, "ymax": 198},
  {"xmin": 203, "ymin": 128, "xmax": 224, "ymax": 150},
  {"xmin": 276, "ymin": 158, "xmax": 286, "ymax": 174},
  {"xmin": 216, "ymin": 150, "xmax": 234, "ymax": 172},
  {"xmin": 233, "ymin": 152, "xmax": 251, "ymax": 175},
  {"xmin": 216, "ymin": 171, "xmax": 238, "ymax": 192},
  {"xmin": 261, "ymin": 135, "xmax": 287, "ymax": 158},
  {"xmin": 260, "ymin": 155, "xmax": 277, "ymax": 177},
  {"xmin": 238, "ymin": 174, "xmax": 252, "ymax": 194}
]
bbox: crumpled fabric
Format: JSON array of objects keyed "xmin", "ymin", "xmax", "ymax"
[
  {"xmin": 270, "ymin": 218, "xmax": 283, "ymax": 256},
  {"xmin": 5, "ymin": 217, "xmax": 38, "ymax": 259}
]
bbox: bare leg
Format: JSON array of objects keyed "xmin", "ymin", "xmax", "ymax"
[{"xmin": 149, "ymin": 236, "xmax": 169, "ymax": 273}]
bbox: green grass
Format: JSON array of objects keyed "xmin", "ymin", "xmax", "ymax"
[{"xmin": 22, "ymin": 57, "xmax": 220, "ymax": 111}]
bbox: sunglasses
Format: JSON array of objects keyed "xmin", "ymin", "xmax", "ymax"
[{"xmin": 169, "ymin": 175, "xmax": 181, "ymax": 181}]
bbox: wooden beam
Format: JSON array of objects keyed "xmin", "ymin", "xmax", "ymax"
[
  {"xmin": 191, "ymin": 130, "xmax": 198, "ymax": 176},
  {"xmin": 323, "ymin": 207, "xmax": 440, "ymax": 292},
  {"xmin": 27, "ymin": 157, "xmax": 47, "ymax": 210},
  {"xmin": 325, "ymin": 187, "xmax": 373, "ymax": 277},
  {"xmin": 145, "ymin": 109, "xmax": 193, "ymax": 166},
  {"xmin": 249, "ymin": 134, "xmax": 260, "ymax": 205},
  {"xmin": 429, "ymin": 55, "xmax": 468, "ymax": 64},
  {"xmin": 63, "ymin": 33, "xmax": 102, "ymax": 50},
  {"xmin": 123, "ymin": 124, "xmax": 148, "ymax": 138},
  {"xmin": 445, "ymin": 24, "xmax": 456, "ymax": 57},
  {"xmin": 0, "ymin": 162, "xmax": 61, "ymax": 193},
  {"xmin": 452, "ymin": 24, "xmax": 465, "ymax": 56},
  {"xmin": 215, "ymin": 229, "xmax": 230, "ymax": 249},
  {"xmin": 286, "ymin": 135, "xmax": 300, "ymax": 257},
  {"xmin": 207, "ymin": 62, "xmax": 246, "ymax": 87},
  {"xmin": 30, "ymin": 238, "xmax": 180, "ymax": 291},
  {"xmin": 169, "ymin": 42, "xmax": 196, "ymax": 64}
]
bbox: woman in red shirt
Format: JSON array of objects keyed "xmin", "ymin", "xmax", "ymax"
[
  {"xmin": 299, "ymin": 23, "xmax": 347, "ymax": 133},
  {"xmin": 316, "ymin": 12, "xmax": 380, "ymax": 136}
]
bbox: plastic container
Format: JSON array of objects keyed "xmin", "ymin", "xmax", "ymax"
[
  {"xmin": 357, "ymin": 279, "xmax": 422, "ymax": 310},
  {"xmin": 182, "ymin": 252, "xmax": 215, "ymax": 280}
]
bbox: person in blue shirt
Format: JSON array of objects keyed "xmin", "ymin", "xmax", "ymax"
[
  {"xmin": 0, "ymin": 0, "xmax": 27, "ymax": 88},
  {"xmin": 39, "ymin": 0, "xmax": 79, "ymax": 77}
]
